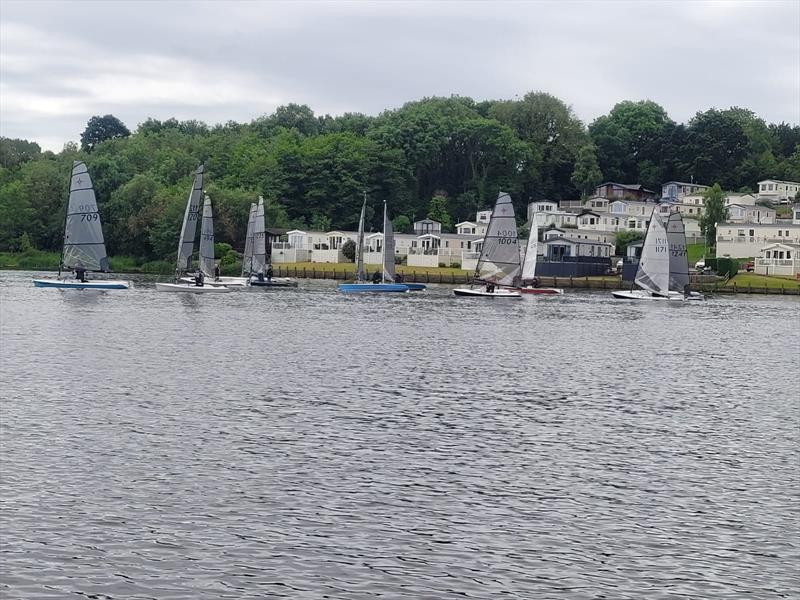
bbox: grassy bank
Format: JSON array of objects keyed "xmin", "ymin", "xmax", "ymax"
[
  {"xmin": 726, "ymin": 273, "xmax": 800, "ymax": 291},
  {"xmin": 278, "ymin": 261, "xmax": 470, "ymax": 277}
]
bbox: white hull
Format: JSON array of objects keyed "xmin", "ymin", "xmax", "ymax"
[
  {"xmin": 248, "ymin": 276, "xmax": 299, "ymax": 288},
  {"xmin": 33, "ymin": 278, "xmax": 130, "ymax": 290},
  {"xmin": 454, "ymin": 287, "xmax": 522, "ymax": 298},
  {"xmin": 155, "ymin": 282, "xmax": 232, "ymax": 293},
  {"xmin": 517, "ymin": 286, "xmax": 564, "ymax": 295},
  {"xmin": 612, "ymin": 289, "xmax": 704, "ymax": 302},
  {"xmin": 179, "ymin": 276, "xmax": 247, "ymax": 287}
]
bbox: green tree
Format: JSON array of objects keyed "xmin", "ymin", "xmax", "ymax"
[
  {"xmin": 570, "ymin": 144, "xmax": 603, "ymax": 199},
  {"xmin": 392, "ymin": 214, "xmax": 411, "ymax": 233},
  {"xmin": 310, "ymin": 212, "xmax": 332, "ymax": 231},
  {"xmin": 699, "ymin": 183, "xmax": 729, "ymax": 250},
  {"xmin": 0, "ymin": 137, "xmax": 41, "ymax": 168},
  {"xmin": 614, "ymin": 229, "xmax": 644, "ymax": 256},
  {"xmin": 427, "ymin": 193, "xmax": 452, "ymax": 231},
  {"xmin": 80, "ymin": 114, "xmax": 131, "ymax": 152},
  {"xmin": 341, "ymin": 239, "xmax": 356, "ymax": 261}
]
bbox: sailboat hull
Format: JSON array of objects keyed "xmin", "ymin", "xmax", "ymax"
[
  {"xmin": 454, "ymin": 288, "xmax": 522, "ymax": 298},
  {"xmin": 155, "ymin": 282, "xmax": 232, "ymax": 293},
  {"xmin": 403, "ymin": 283, "xmax": 427, "ymax": 291},
  {"xmin": 33, "ymin": 278, "xmax": 130, "ymax": 290},
  {"xmin": 338, "ymin": 283, "xmax": 409, "ymax": 293},
  {"xmin": 249, "ymin": 277, "xmax": 299, "ymax": 288},
  {"xmin": 612, "ymin": 290, "xmax": 704, "ymax": 301},
  {"xmin": 517, "ymin": 286, "xmax": 564, "ymax": 295},
  {"xmin": 179, "ymin": 276, "xmax": 248, "ymax": 287}
]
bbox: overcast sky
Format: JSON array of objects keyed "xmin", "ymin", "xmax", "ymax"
[{"xmin": 1, "ymin": 0, "xmax": 798, "ymax": 152}]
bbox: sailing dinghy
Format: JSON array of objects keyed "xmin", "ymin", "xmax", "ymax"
[
  {"xmin": 338, "ymin": 195, "xmax": 410, "ymax": 293},
  {"xmin": 156, "ymin": 177, "xmax": 231, "ymax": 293},
  {"xmin": 612, "ymin": 209, "xmax": 703, "ymax": 301},
  {"xmin": 248, "ymin": 196, "xmax": 298, "ymax": 288},
  {"xmin": 454, "ymin": 192, "xmax": 522, "ymax": 298},
  {"xmin": 33, "ymin": 161, "xmax": 130, "ymax": 290},
  {"xmin": 515, "ymin": 215, "xmax": 563, "ymax": 295}
]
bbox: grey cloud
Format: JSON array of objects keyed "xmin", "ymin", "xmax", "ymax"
[{"xmin": 1, "ymin": 0, "xmax": 797, "ymax": 151}]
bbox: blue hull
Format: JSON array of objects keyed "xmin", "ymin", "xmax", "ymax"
[
  {"xmin": 404, "ymin": 283, "xmax": 427, "ymax": 291},
  {"xmin": 33, "ymin": 279, "xmax": 129, "ymax": 290},
  {"xmin": 338, "ymin": 283, "xmax": 409, "ymax": 293}
]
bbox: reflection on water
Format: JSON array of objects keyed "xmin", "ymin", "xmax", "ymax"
[{"xmin": 1, "ymin": 271, "xmax": 798, "ymax": 599}]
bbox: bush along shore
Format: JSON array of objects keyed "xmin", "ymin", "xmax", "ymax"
[{"xmin": 4, "ymin": 253, "xmax": 798, "ymax": 295}]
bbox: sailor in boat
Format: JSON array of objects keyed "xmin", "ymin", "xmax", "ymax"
[
  {"xmin": 214, "ymin": 263, "xmax": 220, "ymax": 281},
  {"xmin": 266, "ymin": 265, "xmax": 273, "ymax": 281},
  {"xmin": 194, "ymin": 270, "xmax": 204, "ymax": 287},
  {"xmin": 684, "ymin": 283, "xmax": 692, "ymax": 299},
  {"xmin": 256, "ymin": 269, "xmax": 265, "ymax": 282},
  {"xmin": 372, "ymin": 270, "xmax": 382, "ymax": 284},
  {"xmin": 394, "ymin": 272, "xmax": 403, "ymax": 283},
  {"xmin": 74, "ymin": 264, "xmax": 88, "ymax": 283},
  {"xmin": 485, "ymin": 282, "xmax": 495, "ymax": 293}
]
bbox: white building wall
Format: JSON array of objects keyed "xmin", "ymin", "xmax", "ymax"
[{"xmin": 716, "ymin": 223, "xmax": 800, "ymax": 258}]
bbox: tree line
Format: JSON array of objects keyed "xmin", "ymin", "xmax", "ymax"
[{"xmin": 1, "ymin": 93, "xmax": 798, "ymax": 261}]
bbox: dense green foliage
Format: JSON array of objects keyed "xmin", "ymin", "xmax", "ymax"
[{"xmin": 1, "ymin": 94, "xmax": 798, "ymax": 262}]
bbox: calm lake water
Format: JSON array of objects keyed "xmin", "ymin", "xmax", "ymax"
[{"xmin": 1, "ymin": 270, "xmax": 798, "ymax": 599}]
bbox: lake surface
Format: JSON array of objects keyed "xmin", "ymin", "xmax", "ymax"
[{"xmin": 1, "ymin": 270, "xmax": 798, "ymax": 599}]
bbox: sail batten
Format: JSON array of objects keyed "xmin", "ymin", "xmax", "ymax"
[
  {"xmin": 61, "ymin": 160, "xmax": 110, "ymax": 272},
  {"xmin": 176, "ymin": 165, "xmax": 204, "ymax": 274},
  {"xmin": 475, "ymin": 192, "xmax": 521, "ymax": 286}
]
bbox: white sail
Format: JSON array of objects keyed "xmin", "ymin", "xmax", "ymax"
[
  {"xmin": 61, "ymin": 160, "xmax": 110, "ymax": 272},
  {"xmin": 634, "ymin": 211, "xmax": 670, "ymax": 296},
  {"xmin": 199, "ymin": 195, "xmax": 215, "ymax": 277},
  {"xmin": 354, "ymin": 193, "xmax": 367, "ymax": 282},
  {"xmin": 241, "ymin": 203, "xmax": 256, "ymax": 276},
  {"xmin": 252, "ymin": 197, "xmax": 267, "ymax": 275},
  {"xmin": 521, "ymin": 217, "xmax": 539, "ymax": 280},
  {"xmin": 666, "ymin": 210, "xmax": 690, "ymax": 292},
  {"xmin": 382, "ymin": 201, "xmax": 396, "ymax": 282},
  {"xmin": 176, "ymin": 165, "xmax": 204, "ymax": 274},
  {"xmin": 476, "ymin": 192, "xmax": 521, "ymax": 286}
]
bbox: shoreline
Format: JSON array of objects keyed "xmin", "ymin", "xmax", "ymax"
[{"xmin": 5, "ymin": 264, "xmax": 798, "ymax": 295}]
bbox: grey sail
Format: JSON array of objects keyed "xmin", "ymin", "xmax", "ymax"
[
  {"xmin": 251, "ymin": 197, "xmax": 267, "ymax": 276},
  {"xmin": 521, "ymin": 216, "xmax": 539, "ymax": 280},
  {"xmin": 634, "ymin": 211, "xmax": 670, "ymax": 295},
  {"xmin": 199, "ymin": 195, "xmax": 215, "ymax": 277},
  {"xmin": 382, "ymin": 201, "xmax": 396, "ymax": 282},
  {"xmin": 62, "ymin": 161, "xmax": 110, "ymax": 272},
  {"xmin": 241, "ymin": 203, "xmax": 256, "ymax": 276},
  {"xmin": 176, "ymin": 165, "xmax": 204, "ymax": 274},
  {"xmin": 355, "ymin": 193, "xmax": 367, "ymax": 282},
  {"xmin": 476, "ymin": 191, "xmax": 521, "ymax": 286},
  {"xmin": 666, "ymin": 210, "xmax": 690, "ymax": 292}
]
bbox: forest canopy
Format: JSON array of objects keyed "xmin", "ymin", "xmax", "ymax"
[{"xmin": 1, "ymin": 93, "xmax": 798, "ymax": 260}]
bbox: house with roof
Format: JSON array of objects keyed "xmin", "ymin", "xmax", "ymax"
[
  {"xmin": 535, "ymin": 236, "xmax": 613, "ymax": 276},
  {"xmin": 413, "ymin": 218, "xmax": 442, "ymax": 236},
  {"xmin": 754, "ymin": 243, "xmax": 800, "ymax": 277},
  {"xmin": 727, "ymin": 204, "xmax": 776, "ymax": 224},
  {"xmin": 584, "ymin": 196, "xmax": 610, "ymax": 212},
  {"xmin": 558, "ymin": 199, "xmax": 585, "ymax": 213},
  {"xmin": 526, "ymin": 200, "xmax": 558, "ymax": 223},
  {"xmin": 661, "ymin": 181, "xmax": 710, "ymax": 202},
  {"xmin": 533, "ymin": 210, "xmax": 578, "ymax": 229},
  {"xmin": 757, "ymin": 179, "xmax": 800, "ymax": 204},
  {"xmin": 594, "ymin": 182, "xmax": 657, "ymax": 201},
  {"xmin": 716, "ymin": 222, "xmax": 800, "ymax": 258}
]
